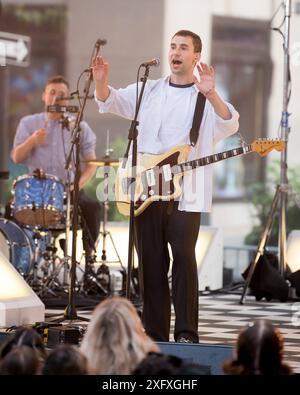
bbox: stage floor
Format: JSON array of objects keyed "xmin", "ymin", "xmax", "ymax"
[{"xmin": 45, "ymin": 292, "xmax": 300, "ymax": 374}]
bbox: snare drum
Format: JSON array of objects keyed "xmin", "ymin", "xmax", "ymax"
[
  {"xmin": 12, "ymin": 174, "xmax": 65, "ymax": 228},
  {"xmin": 0, "ymin": 218, "xmax": 33, "ymax": 275}
]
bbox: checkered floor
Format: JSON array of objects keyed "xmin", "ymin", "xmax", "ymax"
[{"xmin": 45, "ymin": 292, "xmax": 300, "ymax": 374}]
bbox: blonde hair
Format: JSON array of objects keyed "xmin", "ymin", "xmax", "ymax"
[{"xmin": 80, "ymin": 297, "xmax": 159, "ymax": 375}]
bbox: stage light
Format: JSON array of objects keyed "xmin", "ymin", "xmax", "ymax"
[
  {"xmin": 287, "ymin": 230, "xmax": 300, "ymax": 272},
  {"xmin": 0, "ymin": 251, "xmax": 45, "ymax": 327},
  {"xmin": 195, "ymin": 226, "xmax": 223, "ymax": 291}
]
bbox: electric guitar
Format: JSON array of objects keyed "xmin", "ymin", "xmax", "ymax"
[{"xmin": 115, "ymin": 139, "xmax": 285, "ymax": 217}]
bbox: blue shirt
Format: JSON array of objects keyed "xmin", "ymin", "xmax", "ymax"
[{"xmin": 12, "ymin": 112, "xmax": 96, "ymax": 183}]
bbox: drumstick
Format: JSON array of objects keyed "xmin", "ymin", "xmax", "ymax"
[{"xmin": 44, "ymin": 114, "xmax": 49, "ymax": 130}]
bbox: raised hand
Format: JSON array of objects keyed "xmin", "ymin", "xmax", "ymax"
[
  {"xmin": 92, "ymin": 55, "xmax": 110, "ymax": 101},
  {"xmin": 194, "ymin": 62, "xmax": 215, "ymax": 96},
  {"xmin": 92, "ymin": 55, "xmax": 109, "ymax": 84},
  {"xmin": 33, "ymin": 128, "xmax": 47, "ymax": 145}
]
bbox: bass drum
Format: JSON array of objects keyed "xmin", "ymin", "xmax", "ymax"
[{"xmin": 0, "ymin": 218, "xmax": 33, "ymax": 275}]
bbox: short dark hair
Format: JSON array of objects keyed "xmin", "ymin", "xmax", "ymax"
[
  {"xmin": 172, "ymin": 30, "xmax": 202, "ymax": 53},
  {"xmin": 45, "ymin": 75, "xmax": 69, "ymax": 89}
]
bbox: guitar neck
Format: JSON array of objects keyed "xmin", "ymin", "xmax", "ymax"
[{"xmin": 174, "ymin": 144, "xmax": 252, "ymax": 174}]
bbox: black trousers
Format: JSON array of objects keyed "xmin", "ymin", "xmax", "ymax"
[
  {"xmin": 134, "ymin": 201, "xmax": 201, "ymax": 342},
  {"xmin": 78, "ymin": 190, "xmax": 102, "ymax": 254}
]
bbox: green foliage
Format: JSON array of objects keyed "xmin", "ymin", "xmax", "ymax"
[
  {"xmin": 7, "ymin": 5, "xmax": 66, "ymax": 27},
  {"xmin": 244, "ymin": 160, "xmax": 300, "ymax": 246},
  {"xmin": 84, "ymin": 136, "xmax": 128, "ymax": 223}
]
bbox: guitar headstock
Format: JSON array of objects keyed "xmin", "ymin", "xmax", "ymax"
[{"xmin": 251, "ymin": 138, "xmax": 285, "ymax": 157}]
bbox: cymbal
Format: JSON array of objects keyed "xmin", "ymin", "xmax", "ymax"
[{"xmin": 85, "ymin": 156, "xmax": 119, "ymax": 166}]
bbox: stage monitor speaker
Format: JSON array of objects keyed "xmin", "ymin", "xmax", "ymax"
[
  {"xmin": 242, "ymin": 252, "xmax": 289, "ymax": 302},
  {"xmin": 0, "ymin": 251, "xmax": 45, "ymax": 327},
  {"xmin": 156, "ymin": 342, "xmax": 233, "ymax": 375}
]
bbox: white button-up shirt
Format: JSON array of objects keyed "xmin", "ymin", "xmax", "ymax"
[{"xmin": 95, "ymin": 76, "xmax": 239, "ymax": 213}]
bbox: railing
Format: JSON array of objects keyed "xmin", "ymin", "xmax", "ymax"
[{"xmin": 223, "ymin": 244, "xmax": 279, "ymax": 282}]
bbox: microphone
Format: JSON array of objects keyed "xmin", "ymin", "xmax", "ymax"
[
  {"xmin": 141, "ymin": 57, "xmax": 160, "ymax": 67},
  {"xmin": 47, "ymin": 105, "xmax": 79, "ymax": 113},
  {"xmin": 95, "ymin": 38, "xmax": 107, "ymax": 48},
  {"xmin": 55, "ymin": 96, "xmax": 74, "ymax": 101},
  {"xmin": 84, "ymin": 38, "xmax": 107, "ymax": 94}
]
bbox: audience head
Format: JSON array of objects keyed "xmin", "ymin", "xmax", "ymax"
[
  {"xmin": 80, "ymin": 296, "xmax": 160, "ymax": 374},
  {"xmin": 0, "ymin": 327, "xmax": 46, "ymax": 362},
  {"xmin": 133, "ymin": 351, "xmax": 211, "ymax": 375},
  {"xmin": 133, "ymin": 352, "xmax": 183, "ymax": 375},
  {"xmin": 0, "ymin": 345, "xmax": 41, "ymax": 375},
  {"xmin": 42, "ymin": 344, "xmax": 87, "ymax": 375},
  {"xmin": 223, "ymin": 319, "xmax": 293, "ymax": 375}
]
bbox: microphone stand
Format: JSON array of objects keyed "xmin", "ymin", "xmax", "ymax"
[
  {"xmin": 50, "ymin": 39, "xmax": 106, "ymax": 322},
  {"xmin": 124, "ymin": 65, "xmax": 150, "ymax": 299}
]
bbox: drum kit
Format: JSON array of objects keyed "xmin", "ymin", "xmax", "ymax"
[{"xmin": 0, "ymin": 150, "xmax": 123, "ymax": 299}]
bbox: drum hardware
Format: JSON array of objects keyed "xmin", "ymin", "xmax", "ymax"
[
  {"xmin": 91, "ymin": 132, "xmax": 126, "ymax": 296},
  {"xmin": 25, "ymin": 228, "xmax": 50, "ymax": 292},
  {"xmin": 38, "ymin": 256, "xmax": 69, "ymax": 298},
  {"xmin": 31, "ymin": 183, "xmax": 72, "ymax": 296},
  {"xmin": 35, "ymin": 181, "xmax": 83, "ymax": 297}
]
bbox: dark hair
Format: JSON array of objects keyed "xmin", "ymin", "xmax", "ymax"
[
  {"xmin": 42, "ymin": 344, "xmax": 88, "ymax": 375},
  {"xmin": 223, "ymin": 320, "xmax": 293, "ymax": 375},
  {"xmin": 0, "ymin": 345, "xmax": 40, "ymax": 375},
  {"xmin": 45, "ymin": 75, "xmax": 69, "ymax": 89},
  {"xmin": 172, "ymin": 30, "xmax": 202, "ymax": 53},
  {"xmin": 133, "ymin": 352, "xmax": 183, "ymax": 375},
  {"xmin": 0, "ymin": 327, "xmax": 46, "ymax": 361}
]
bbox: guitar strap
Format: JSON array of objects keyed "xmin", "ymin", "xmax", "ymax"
[
  {"xmin": 168, "ymin": 92, "xmax": 206, "ymax": 215},
  {"xmin": 189, "ymin": 92, "xmax": 206, "ymax": 147}
]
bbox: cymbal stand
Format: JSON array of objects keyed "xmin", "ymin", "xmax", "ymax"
[
  {"xmin": 62, "ymin": 180, "xmax": 72, "ymax": 287},
  {"xmin": 27, "ymin": 227, "xmax": 43, "ymax": 291},
  {"xmin": 98, "ymin": 131, "xmax": 124, "ymax": 270},
  {"xmin": 98, "ymin": 167, "xmax": 124, "ymax": 270},
  {"xmin": 95, "ymin": 137, "xmax": 126, "ymax": 294}
]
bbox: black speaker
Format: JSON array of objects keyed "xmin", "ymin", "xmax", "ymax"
[
  {"xmin": 156, "ymin": 342, "xmax": 233, "ymax": 375},
  {"xmin": 242, "ymin": 252, "xmax": 289, "ymax": 302}
]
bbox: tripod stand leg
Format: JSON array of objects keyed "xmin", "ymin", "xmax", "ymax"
[
  {"xmin": 240, "ymin": 186, "xmax": 281, "ymax": 304},
  {"xmin": 108, "ymin": 231, "xmax": 125, "ymax": 270}
]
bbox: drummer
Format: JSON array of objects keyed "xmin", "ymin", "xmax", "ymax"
[{"xmin": 11, "ymin": 74, "xmax": 101, "ymax": 261}]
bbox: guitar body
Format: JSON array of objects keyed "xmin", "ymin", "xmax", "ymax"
[
  {"xmin": 114, "ymin": 138, "xmax": 284, "ymax": 217},
  {"xmin": 115, "ymin": 145, "xmax": 190, "ymax": 217}
]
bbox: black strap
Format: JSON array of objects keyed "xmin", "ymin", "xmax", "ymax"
[{"xmin": 189, "ymin": 92, "xmax": 206, "ymax": 147}]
